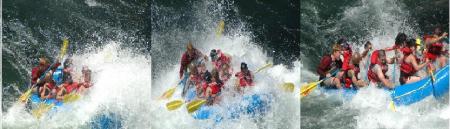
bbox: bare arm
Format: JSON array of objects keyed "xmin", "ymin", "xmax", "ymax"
[
  {"xmin": 375, "ymin": 66, "xmax": 394, "ymax": 89},
  {"xmin": 409, "ymin": 55, "xmax": 429, "ymax": 71}
]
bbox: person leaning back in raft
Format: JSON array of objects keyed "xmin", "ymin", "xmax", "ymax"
[
  {"xmin": 423, "ymin": 25, "xmax": 448, "ymax": 71},
  {"xmin": 316, "ymin": 43, "xmax": 343, "ymax": 89}
]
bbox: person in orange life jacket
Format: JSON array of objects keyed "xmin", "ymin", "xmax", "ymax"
[
  {"xmin": 399, "ymin": 39, "xmax": 431, "ymax": 85},
  {"xmin": 31, "ymin": 57, "xmax": 61, "ymax": 93},
  {"xmin": 205, "ymin": 69, "xmax": 224, "ymax": 105},
  {"xmin": 343, "ymin": 52, "xmax": 368, "ymax": 88},
  {"xmin": 219, "ymin": 63, "xmax": 233, "ymax": 82},
  {"xmin": 235, "ymin": 62, "xmax": 254, "ymax": 91},
  {"xmin": 424, "ymin": 25, "xmax": 448, "ymax": 70},
  {"xmin": 210, "ymin": 49, "xmax": 232, "ymax": 71},
  {"xmin": 338, "ymin": 38, "xmax": 353, "ymax": 72},
  {"xmin": 77, "ymin": 66, "xmax": 92, "ymax": 94},
  {"xmin": 39, "ymin": 71, "xmax": 57, "ymax": 99},
  {"xmin": 179, "ymin": 42, "xmax": 208, "ymax": 79},
  {"xmin": 197, "ymin": 70, "xmax": 212, "ymax": 99},
  {"xmin": 55, "ymin": 60, "xmax": 79, "ymax": 100},
  {"xmin": 317, "ymin": 44, "xmax": 343, "ymax": 88},
  {"xmin": 344, "ymin": 41, "xmax": 372, "ymax": 88},
  {"xmin": 367, "ymin": 50, "xmax": 396, "ymax": 89}
]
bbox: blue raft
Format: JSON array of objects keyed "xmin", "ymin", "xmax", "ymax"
[
  {"xmin": 317, "ymin": 65, "xmax": 449, "ymax": 106},
  {"xmin": 391, "ymin": 65, "xmax": 449, "ymax": 106},
  {"xmin": 188, "ymin": 91, "xmax": 272, "ymax": 122}
]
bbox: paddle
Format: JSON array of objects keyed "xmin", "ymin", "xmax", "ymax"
[
  {"xmin": 216, "ymin": 20, "xmax": 225, "ymax": 38},
  {"xmin": 62, "ymin": 93, "xmax": 81, "ymax": 103},
  {"xmin": 300, "ymin": 69, "xmax": 340, "ymax": 98},
  {"xmin": 19, "ymin": 39, "xmax": 69, "ymax": 103},
  {"xmin": 281, "ymin": 82, "xmax": 295, "ymax": 93},
  {"xmin": 32, "ymin": 103, "xmax": 55, "ymax": 119},
  {"xmin": 255, "ymin": 63, "xmax": 273, "ymax": 73},
  {"xmin": 166, "ymin": 99, "xmax": 184, "ymax": 111},
  {"xmin": 165, "ymin": 63, "xmax": 273, "ymax": 112},
  {"xmin": 186, "ymin": 99, "xmax": 207, "ymax": 113}
]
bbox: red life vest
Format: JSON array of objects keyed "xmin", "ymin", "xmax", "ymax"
[
  {"xmin": 342, "ymin": 50, "xmax": 352, "ymax": 71},
  {"xmin": 209, "ymin": 82, "xmax": 221, "ymax": 95},
  {"xmin": 367, "ymin": 51, "xmax": 389, "ymax": 83},
  {"xmin": 212, "ymin": 50, "xmax": 231, "ymax": 70},
  {"xmin": 64, "ymin": 82, "xmax": 79, "ymax": 93},
  {"xmin": 400, "ymin": 47, "xmax": 419, "ymax": 76},
  {"xmin": 343, "ymin": 64, "xmax": 360, "ymax": 88},
  {"xmin": 424, "ymin": 35, "xmax": 444, "ymax": 61},
  {"xmin": 235, "ymin": 71, "xmax": 253, "ymax": 87}
]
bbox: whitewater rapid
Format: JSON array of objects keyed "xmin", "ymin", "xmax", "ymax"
[
  {"xmin": 300, "ymin": 0, "xmax": 449, "ymax": 129},
  {"xmin": 2, "ymin": 42, "xmax": 152, "ymax": 128}
]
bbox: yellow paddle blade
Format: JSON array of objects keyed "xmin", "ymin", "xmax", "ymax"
[
  {"xmin": 428, "ymin": 65, "xmax": 436, "ymax": 82},
  {"xmin": 416, "ymin": 37, "xmax": 422, "ymax": 50},
  {"xmin": 389, "ymin": 101, "xmax": 396, "ymax": 112},
  {"xmin": 32, "ymin": 103, "xmax": 55, "ymax": 119},
  {"xmin": 255, "ymin": 63, "xmax": 273, "ymax": 73},
  {"xmin": 59, "ymin": 39, "xmax": 69, "ymax": 60},
  {"xmin": 186, "ymin": 99, "xmax": 207, "ymax": 113},
  {"xmin": 19, "ymin": 89, "xmax": 33, "ymax": 103},
  {"xmin": 166, "ymin": 100, "xmax": 184, "ymax": 111},
  {"xmin": 300, "ymin": 80, "xmax": 322, "ymax": 98},
  {"xmin": 281, "ymin": 82, "xmax": 295, "ymax": 93},
  {"xmin": 216, "ymin": 20, "xmax": 225, "ymax": 37},
  {"xmin": 160, "ymin": 87, "xmax": 176, "ymax": 100},
  {"xmin": 63, "ymin": 93, "xmax": 81, "ymax": 103}
]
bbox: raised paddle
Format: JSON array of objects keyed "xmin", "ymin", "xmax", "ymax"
[
  {"xmin": 216, "ymin": 20, "xmax": 225, "ymax": 38},
  {"xmin": 19, "ymin": 39, "xmax": 69, "ymax": 103}
]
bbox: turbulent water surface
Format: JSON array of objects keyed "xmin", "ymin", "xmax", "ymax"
[
  {"xmin": 3, "ymin": 0, "xmax": 151, "ymax": 128},
  {"xmin": 300, "ymin": 0, "xmax": 449, "ymax": 129},
  {"xmin": 150, "ymin": 0, "xmax": 300, "ymax": 129}
]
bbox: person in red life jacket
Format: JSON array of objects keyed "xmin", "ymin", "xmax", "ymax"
[
  {"xmin": 338, "ymin": 38, "xmax": 353, "ymax": 72},
  {"xmin": 210, "ymin": 49, "xmax": 232, "ymax": 70},
  {"xmin": 31, "ymin": 57, "xmax": 61, "ymax": 93},
  {"xmin": 39, "ymin": 72, "xmax": 57, "ymax": 99},
  {"xmin": 78, "ymin": 66, "xmax": 93, "ymax": 94},
  {"xmin": 197, "ymin": 71, "xmax": 212, "ymax": 99},
  {"xmin": 399, "ymin": 39, "xmax": 431, "ymax": 85},
  {"xmin": 317, "ymin": 44, "xmax": 343, "ymax": 88},
  {"xmin": 367, "ymin": 50, "xmax": 395, "ymax": 89},
  {"xmin": 182, "ymin": 64, "xmax": 199, "ymax": 97},
  {"xmin": 56, "ymin": 81, "xmax": 79, "ymax": 101},
  {"xmin": 424, "ymin": 25, "xmax": 448, "ymax": 69},
  {"xmin": 205, "ymin": 70, "xmax": 223, "ymax": 105},
  {"xmin": 343, "ymin": 52, "xmax": 368, "ymax": 88},
  {"xmin": 235, "ymin": 62, "xmax": 254, "ymax": 93},
  {"xmin": 219, "ymin": 63, "xmax": 233, "ymax": 82},
  {"xmin": 179, "ymin": 42, "xmax": 208, "ymax": 79}
]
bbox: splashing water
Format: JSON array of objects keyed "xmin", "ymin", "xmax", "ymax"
[
  {"xmin": 301, "ymin": 0, "xmax": 449, "ymax": 129},
  {"xmin": 150, "ymin": 0, "xmax": 300, "ymax": 128},
  {"xmin": 2, "ymin": 42, "xmax": 152, "ymax": 128}
]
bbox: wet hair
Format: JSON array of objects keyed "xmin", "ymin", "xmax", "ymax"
[
  {"xmin": 64, "ymin": 58, "xmax": 72, "ymax": 68},
  {"xmin": 364, "ymin": 41, "xmax": 372, "ymax": 49},
  {"xmin": 337, "ymin": 37, "xmax": 347, "ymax": 44},
  {"xmin": 434, "ymin": 25, "xmax": 443, "ymax": 35},
  {"xmin": 332, "ymin": 43, "xmax": 341, "ymax": 53},
  {"xmin": 187, "ymin": 42, "xmax": 193, "ymax": 50},
  {"xmin": 395, "ymin": 33, "xmax": 407, "ymax": 46},
  {"xmin": 405, "ymin": 38, "xmax": 416, "ymax": 48},
  {"xmin": 210, "ymin": 49, "xmax": 217, "ymax": 60},
  {"xmin": 204, "ymin": 71, "xmax": 212, "ymax": 83},
  {"xmin": 240, "ymin": 62, "xmax": 248, "ymax": 70},
  {"xmin": 351, "ymin": 52, "xmax": 361, "ymax": 65}
]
